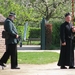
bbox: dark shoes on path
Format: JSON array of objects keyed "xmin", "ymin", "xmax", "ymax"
[
  {"xmin": 60, "ymin": 66, "xmax": 67, "ymax": 69},
  {"xmin": 0, "ymin": 62, "xmax": 6, "ymax": 67},
  {"xmin": 11, "ymin": 67, "xmax": 20, "ymax": 69},
  {"xmin": 69, "ymin": 66, "xmax": 75, "ymax": 69},
  {"xmin": 0, "ymin": 60, "xmax": 20, "ymax": 69},
  {"xmin": 60, "ymin": 66, "xmax": 75, "ymax": 69},
  {"xmin": 0, "ymin": 61, "xmax": 6, "ymax": 70}
]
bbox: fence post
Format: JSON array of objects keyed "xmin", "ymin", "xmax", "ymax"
[{"xmin": 41, "ymin": 18, "xmax": 45, "ymax": 50}]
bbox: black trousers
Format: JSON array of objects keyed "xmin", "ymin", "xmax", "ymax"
[{"xmin": 0, "ymin": 44, "xmax": 18, "ymax": 68}]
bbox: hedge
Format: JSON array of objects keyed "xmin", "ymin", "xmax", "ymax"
[{"xmin": 29, "ymin": 27, "xmax": 41, "ymax": 38}]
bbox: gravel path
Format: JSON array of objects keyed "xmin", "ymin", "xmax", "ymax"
[{"xmin": 0, "ymin": 62, "xmax": 75, "ymax": 75}]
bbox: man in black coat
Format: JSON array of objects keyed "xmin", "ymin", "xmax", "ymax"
[
  {"xmin": 57, "ymin": 13, "xmax": 75, "ymax": 69},
  {"xmin": 0, "ymin": 12, "xmax": 20, "ymax": 69}
]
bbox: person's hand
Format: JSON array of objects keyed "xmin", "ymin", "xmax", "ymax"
[
  {"xmin": 72, "ymin": 26, "xmax": 75, "ymax": 32},
  {"xmin": 16, "ymin": 34, "xmax": 19, "ymax": 38},
  {"xmin": 61, "ymin": 42, "xmax": 66, "ymax": 46}
]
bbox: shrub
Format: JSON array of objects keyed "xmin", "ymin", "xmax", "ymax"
[
  {"xmin": 16, "ymin": 26, "xmax": 24, "ymax": 40},
  {"xmin": 50, "ymin": 20, "xmax": 62, "ymax": 49},
  {"xmin": 29, "ymin": 27, "xmax": 41, "ymax": 38}
]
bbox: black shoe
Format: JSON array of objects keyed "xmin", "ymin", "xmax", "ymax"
[
  {"xmin": 0, "ymin": 62, "xmax": 6, "ymax": 70},
  {"xmin": 0, "ymin": 62, "xmax": 6, "ymax": 67},
  {"xmin": 60, "ymin": 66, "xmax": 67, "ymax": 69},
  {"xmin": 11, "ymin": 67, "xmax": 20, "ymax": 69},
  {"xmin": 69, "ymin": 66, "xmax": 75, "ymax": 69}
]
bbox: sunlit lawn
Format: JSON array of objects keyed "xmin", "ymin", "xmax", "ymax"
[{"xmin": 17, "ymin": 52, "xmax": 59, "ymax": 64}]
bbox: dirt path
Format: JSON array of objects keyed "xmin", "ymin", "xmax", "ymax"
[{"xmin": 0, "ymin": 62, "xmax": 75, "ymax": 75}]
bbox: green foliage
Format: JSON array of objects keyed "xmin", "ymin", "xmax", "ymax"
[
  {"xmin": 29, "ymin": 27, "xmax": 41, "ymax": 38},
  {"xmin": 32, "ymin": 0, "xmax": 71, "ymax": 21},
  {"xmin": 22, "ymin": 41, "xmax": 40, "ymax": 45},
  {"xmin": 0, "ymin": 0, "xmax": 41, "ymax": 27},
  {"xmin": 50, "ymin": 19, "xmax": 63, "ymax": 49},
  {"xmin": 16, "ymin": 26, "xmax": 24, "ymax": 40},
  {"xmin": 18, "ymin": 52, "xmax": 59, "ymax": 64},
  {"xmin": 0, "ymin": 0, "xmax": 72, "ymax": 23},
  {"xmin": 16, "ymin": 25, "xmax": 31, "ymax": 40}
]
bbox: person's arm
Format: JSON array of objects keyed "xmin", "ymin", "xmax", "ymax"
[
  {"xmin": 60, "ymin": 24, "xmax": 66, "ymax": 45},
  {"xmin": 4, "ymin": 21, "xmax": 17, "ymax": 38}
]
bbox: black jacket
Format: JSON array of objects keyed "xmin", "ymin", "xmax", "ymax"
[{"xmin": 4, "ymin": 18, "xmax": 18, "ymax": 44}]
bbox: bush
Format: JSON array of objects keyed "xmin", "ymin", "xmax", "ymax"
[
  {"xmin": 50, "ymin": 20, "xmax": 62, "ymax": 49},
  {"xmin": 29, "ymin": 27, "xmax": 41, "ymax": 38},
  {"xmin": 16, "ymin": 26, "xmax": 24, "ymax": 40}
]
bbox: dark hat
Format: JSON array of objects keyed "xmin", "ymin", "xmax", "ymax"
[
  {"xmin": 9, "ymin": 12, "xmax": 16, "ymax": 17},
  {"xmin": 65, "ymin": 12, "xmax": 71, "ymax": 17}
]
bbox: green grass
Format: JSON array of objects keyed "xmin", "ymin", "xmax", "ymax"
[{"xmin": 17, "ymin": 52, "xmax": 59, "ymax": 64}]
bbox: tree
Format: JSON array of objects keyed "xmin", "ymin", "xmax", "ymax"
[
  {"xmin": 0, "ymin": 0, "xmax": 40, "ymax": 26},
  {"xmin": 33, "ymin": 0, "xmax": 72, "ymax": 22},
  {"xmin": 3, "ymin": 0, "xmax": 71, "ymax": 22},
  {"xmin": 18, "ymin": 0, "xmax": 71, "ymax": 22}
]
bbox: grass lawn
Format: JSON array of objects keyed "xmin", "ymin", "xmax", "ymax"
[{"xmin": 17, "ymin": 52, "xmax": 59, "ymax": 64}]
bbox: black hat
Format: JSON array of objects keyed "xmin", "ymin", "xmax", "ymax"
[
  {"xmin": 9, "ymin": 12, "xmax": 16, "ymax": 17},
  {"xmin": 65, "ymin": 12, "xmax": 71, "ymax": 17}
]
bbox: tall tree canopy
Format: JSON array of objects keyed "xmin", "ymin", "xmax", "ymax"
[{"xmin": 0, "ymin": 0, "xmax": 72, "ymax": 25}]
